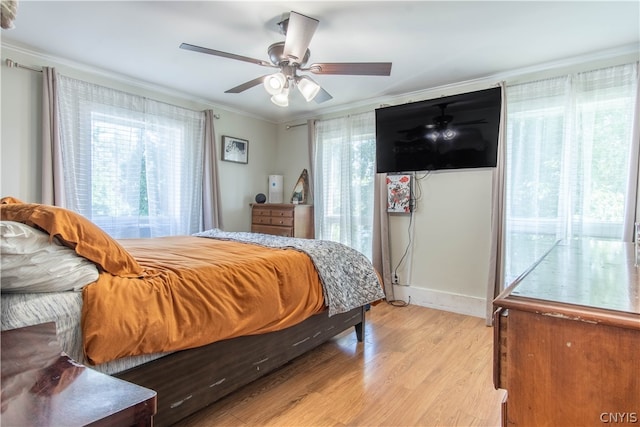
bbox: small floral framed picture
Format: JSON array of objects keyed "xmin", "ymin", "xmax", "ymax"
[
  {"xmin": 222, "ymin": 136, "xmax": 248, "ymax": 164},
  {"xmin": 387, "ymin": 174, "xmax": 412, "ymax": 213}
]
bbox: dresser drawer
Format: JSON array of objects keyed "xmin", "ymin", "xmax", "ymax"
[
  {"xmin": 493, "ymin": 308, "xmax": 508, "ymax": 390},
  {"xmin": 269, "ymin": 216, "xmax": 293, "ymax": 227},
  {"xmin": 269, "ymin": 209, "xmax": 293, "ymax": 218},
  {"xmin": 251, "ymin": 215, "xmax": 294, "ymax": 227},
  {"xmin": 252, "ymin": 215, "xmax": 272, "ymax": 225},
  {"xmin": 252, "ymin": 208, "xmax": 294, "ymax": 218},
  {"xmin": 253, "ymin": 209, "xmax": 273, "ymax": 217},
  {"xmin": 251, "ymin": 224, "xmax": 293, "ymax": 237}
]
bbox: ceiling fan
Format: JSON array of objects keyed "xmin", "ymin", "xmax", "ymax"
[
  {"xmin": 400, "ymin": 103, "xmax": 488, "ymax": 142},
  {"xmin": 180, "ymin": 11, "xmax": 392, "ymax": 107}
]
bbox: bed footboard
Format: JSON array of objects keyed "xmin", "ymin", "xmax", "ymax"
[{"xmin": 115, "ymin": 306, "xmax": 365, "ymax": 426}]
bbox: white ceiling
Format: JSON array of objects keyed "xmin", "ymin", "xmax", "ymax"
[{"xmin": 2, "ymin": 1, "xmax": 639, "ymax": 123}]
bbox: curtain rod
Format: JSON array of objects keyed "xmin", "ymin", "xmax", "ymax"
[
  {"xmin": 286, "ymin": 122, "xmax": 307, "ymax": 130},
  {"xmin": 4, "ymin": 58, "xmax": 222, "ymax": 119},
  {"xmin": 5, "ymin": 58, "xmax": 42, "ymax": 73}
]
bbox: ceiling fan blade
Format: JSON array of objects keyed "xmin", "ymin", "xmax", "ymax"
[
  {"xmin": 225, "ymin": 75, "xmax": 269, "ymax": 94},
  {"xmin": 314, "ymin": 87, "xmax": 333, "ymax": 104},
  {"xmin": 282, "ymin": 11, "xmax": 319, "ymax": 65},
  {"xmin": 180, "ymin": 43, "xmax": 274, "ymax": 68},
  {"xmin": 307, "ymin": 62, "xmax": 392, "ymax": 76}
]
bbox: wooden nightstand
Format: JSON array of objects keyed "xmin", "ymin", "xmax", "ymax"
[
  {"xmin": 1, "ymin": 322, "xmax": 157, "ymax": 426},
  {"xmin": 251, "ymin": 203, "xmax": 314, "ymax": 238}
]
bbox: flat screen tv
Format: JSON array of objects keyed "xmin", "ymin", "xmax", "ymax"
[{"xmin": 375, "ymin": 87, "xmax": 502, "ymax": 173}]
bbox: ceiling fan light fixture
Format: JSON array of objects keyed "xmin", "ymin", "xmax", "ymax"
[
  {"xmin": 297, "ymin": 76, "xmax": 321, "ymax": 102},
  {"xmin": 271, "ymin": 87, "xmax": 290, "ymax": 107},
  {"xmin": 263, "ymin": 72, "xmax": 287, "ymax": 95},
  {"xmin": 181, "ymin": 11, "xmax": 391, "ymax": 107},
  {"xmin": 442, "ymin": 129, "xmax": 457, "ymax": 140}
]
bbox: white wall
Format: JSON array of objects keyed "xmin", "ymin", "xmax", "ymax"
[
  {"xmin": 390, "ymin": 169, "xmax": 493, "ymax": 317},
  {"xmin": 212, "ymin": 113, "xmax": 278, "ymax": 231},
  {"xmin": 274, "ymin": 124, "xmax": 312, "ymax": 203},
  {"xmin": 1, "ymin": 50, "xmax": 43, "ymax": 201},
  {"xmin": 0, "ymin": 44, "xmax": 278, "ymax": 232}
]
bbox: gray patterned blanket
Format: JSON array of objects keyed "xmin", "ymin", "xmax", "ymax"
[{"xmin": 194, "ymin": 229, "xmax": 385, "ymax": 316}]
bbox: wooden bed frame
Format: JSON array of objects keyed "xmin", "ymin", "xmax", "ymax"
[{"xmin": 115, "ymin": 305, "xmax": 366, "ymax": 426}]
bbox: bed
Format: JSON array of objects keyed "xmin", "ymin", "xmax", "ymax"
[{"xmin": 0, "ymin": 200, "xmax": 385, "ymax": 425}]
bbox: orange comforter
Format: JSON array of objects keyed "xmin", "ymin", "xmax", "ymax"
[{"xmin": 81, "ymin": 236, "xmax": 325, "ymax": 365}]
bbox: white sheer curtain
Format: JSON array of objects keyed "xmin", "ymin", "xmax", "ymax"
[
  {"xmin": 504, "ymin": 63, "xmax": 638, "ymax": 286},
  {"xmin": 313, "ymin": 112, "xmax": 376, "ymax": 259},
  {"xmin": 56, "ymin": 75, "xmax": 205, "ymax": 238}
]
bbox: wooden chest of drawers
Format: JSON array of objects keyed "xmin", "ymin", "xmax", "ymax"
[
  {"xmin": 251, "ymin": 203, "xmax": 314, "ymax": 238},
  {"xmin": 493, "ymin": 239, "xmax": 640, "ymax": 426}
]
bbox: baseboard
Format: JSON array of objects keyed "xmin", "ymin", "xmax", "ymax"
[{"xmin": 390, "ymin": 285, "xmax": 486, "ymax": 318}]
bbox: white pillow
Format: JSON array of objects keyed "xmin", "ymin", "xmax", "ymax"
[{"xmin": 1, "ymin": 221, "xmax": 99, "ymax": 292}]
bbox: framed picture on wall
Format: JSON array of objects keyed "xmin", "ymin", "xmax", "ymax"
[
  {"xmin": 387, "ymin": 174, "xmax": 412, "ymax": 213},
  {"xmin": 221, "ymin": 136, "xmax": 248, "ymax": 164}
]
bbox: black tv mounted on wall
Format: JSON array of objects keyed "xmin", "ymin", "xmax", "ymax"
[{"xmin": 375, "ymin": 87, "xmax": 502, "ymax": 173}]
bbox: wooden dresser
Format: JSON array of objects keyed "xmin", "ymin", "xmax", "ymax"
[
  {"xmin": 493, "ymin": 239, "xmax": 640, "ymax": 426},
  {"xmin": 251, "ymin": 203, "xmax": 314, "ymax": 238}
]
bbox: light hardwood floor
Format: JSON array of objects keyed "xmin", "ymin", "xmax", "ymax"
[{"xmin": 176, "ymin": 303, "xmax": 505, "ymax": 427}]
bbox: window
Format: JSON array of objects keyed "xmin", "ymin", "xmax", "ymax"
[
  {"xmin": 57, "ymin": 75, "xmax": 205, "ymax": 238},
  {"xmin": 314, "ymin": 112, "xmax": 376, "ymax": 259},
  {"xmin": 504, "ymin": 63, "xmax": 638, "ymax": 285}
]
